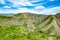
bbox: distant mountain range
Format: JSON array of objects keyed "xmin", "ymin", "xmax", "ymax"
[{"xmin": 0, "ymin": 13, "xmax": 15, "ymax": 16}]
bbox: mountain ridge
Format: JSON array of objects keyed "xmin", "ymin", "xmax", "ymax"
[{"xmin": 0, "ymin": 13, "xmax": 60, "ymax": 40}]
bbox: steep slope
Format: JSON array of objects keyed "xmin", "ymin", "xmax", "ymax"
[
  {"xmin": 38, "ymin": 15, "xmax": 60, "ymax": 36},
  {"xmin": 55, "ymin": 13, "xmax": 60, "ymax": 27}
]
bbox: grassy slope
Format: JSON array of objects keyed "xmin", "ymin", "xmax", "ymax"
[{"xmin": 0, "ymin": 13, "xmax": 60, "ymax": 40}]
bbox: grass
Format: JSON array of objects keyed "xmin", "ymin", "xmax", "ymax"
[
  {"xmin": 0, "ymin": 24, "xmax": 59, "ymax": 40},
  {"xmin": 0, "ymin": 13, "xmax": 60, "ymax": 40}
]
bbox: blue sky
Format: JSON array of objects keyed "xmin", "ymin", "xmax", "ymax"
[{"xmin": 0, "ymin": 0, "xmax": 60, "ymax": 14}]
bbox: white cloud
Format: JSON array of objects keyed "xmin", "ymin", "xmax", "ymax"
[
  {"xmin": 0, "ymin": 0, "xmax": 5, "ymax": 4},
  {"xmin": 0, "ymin": 8, "xmax": 37, "ymax": 14},
  {"xmin": 0, "ymin": 0, "xmax": 45, "ymax": 7},
  {"xmin": 35, "ymin": 6, "xmax": 45, "ymax": 9},
  {"xmin": 49, "ymin": 0, "xmax": 57, "ymax": 1},
  {"xmin": 38, "ymin": 6, "xmax": 60, "ymax": 15},
  {"xmin": 3, "ymin": 6, "xmax": 11, "ymax": 8},
  {"xmin": 34, "ymin": 6, "xmax": 45, "ymax": 12},
  {"xmin": 34, "ymin": 6, "xmax": 45, "ymax": 10},
  {"xmin": 30, "ymin": 0, "xmax": 44, "ymax": 2},
  {"xmin": 8, "ymin": 0, "xmax": 34, "ymax": 6},
  {"xmin": 0, "ymin": 0, "xmax": 60, "ymax": 15},
  {"xmin": 18, "ymin": 8, "xmax": 37, "ymax": 13},
  {"xmin": 0, "ymin": 0, "xmax": 35, "ymax": 7},
  {"xmin": 30, "ymin": 0, "xmax": 46, "ymax": 6},
  {"xmin": 0, "ymin": 6, "xmax": 60, "ymax": 15}
]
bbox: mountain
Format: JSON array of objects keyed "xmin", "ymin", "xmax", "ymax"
[
  {"xmin": 0, "ymin": 13, "xmax": 47, "ymax": 25},
  {"xmin": 38, "ymin": 15, "xmax": 60, "ymax": 36},
  {"xmin": 0, "ymin": 13, "xmax": 14, "ymax": 16},
  {"xmin": 0, "ymin": 13, "xmax": 60, "ymax": 40},
  {"xmin": 0, "ymin": 13, "xmax": 47, "ymax": 31}
]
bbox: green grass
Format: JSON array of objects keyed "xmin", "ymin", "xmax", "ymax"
[
  {"xmin": 0, "ymin": 24, "xmax": 59, "ymax": 40},
  {"xmin": 0, "ymin": 13, "xmax": 60, "ymax": 40}
]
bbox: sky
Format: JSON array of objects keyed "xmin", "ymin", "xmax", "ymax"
[{"xmin": 0, "ymin": 0, "xmax": 60, "ymax": 15}]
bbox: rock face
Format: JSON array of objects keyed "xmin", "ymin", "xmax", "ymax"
[
  {"xmin": 0, "ymin": 13, "xmax": 60, "ymax": 34},
  {"xmin": 38, "ymin": 15, "xmax": 60, "ymax": 36}
]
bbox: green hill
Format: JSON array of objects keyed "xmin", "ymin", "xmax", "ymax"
[{"xmin": 0, "ymin": 13, "xmax": 60, "ymax": 40}]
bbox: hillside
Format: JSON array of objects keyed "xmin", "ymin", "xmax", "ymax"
[
  {"xmin": 38, "ymin": 15, "xmax": 60, "ymax": 35},
  {"xmin": 0, "ymin": 13, "xmax": 60, "ymax": 40},
  {"xmin": 0, "ymin": 13, "xmax": 47, "ymax": 26}
]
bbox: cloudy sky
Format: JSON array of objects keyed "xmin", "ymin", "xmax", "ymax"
[{"xmin": 0, "ymin": 0, "xmax": 60, "ymax": 14}]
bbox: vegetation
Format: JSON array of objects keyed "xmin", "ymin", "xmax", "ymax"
[
  {"xmin": 0, "ymin": 24, "xmax": 59, "ymax": 40},
  {"xmin": 0, "ymin": 13, "xmax": 60, "ymax": 40}
]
